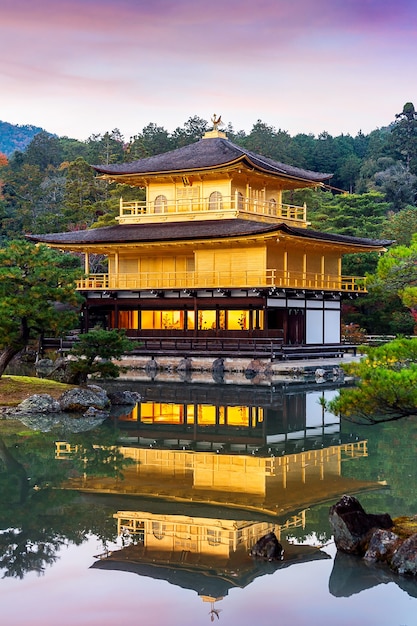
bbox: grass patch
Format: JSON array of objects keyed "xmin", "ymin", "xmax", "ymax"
[
  {"xmin": 0, "ymin": 375, "xmax": 73, "ymax": 407},
  {"xmin": 393, "ymin": 516, "xmax": 417, "ymax": 539}
]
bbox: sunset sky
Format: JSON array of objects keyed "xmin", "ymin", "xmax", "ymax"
[{"xmin": 1, "ymin": 0, "xmax": 416, "ymax": 141}]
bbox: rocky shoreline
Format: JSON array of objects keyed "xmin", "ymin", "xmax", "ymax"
[
  {"xmin": 1, "ymin": 385, "xmax": 140, "ymax": 433},
  {"xmin": 329, "ymin": 495, "xmax": 417, "ymax": 576}
]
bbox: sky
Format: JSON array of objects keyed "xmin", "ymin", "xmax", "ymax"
[{"xmin": 1, "ymin": 0, "xmax": 416, "ymax": 142}]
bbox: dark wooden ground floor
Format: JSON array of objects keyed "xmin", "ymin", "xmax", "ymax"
[{"xmin": 41, "ymin": 333, "xmax": 356, "ymax": 361}]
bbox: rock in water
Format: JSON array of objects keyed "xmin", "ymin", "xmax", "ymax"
[
  {"xmin": 15, "ymin": 394, "xmax": 61, "ymax": 414},
  {"xmin": 59, "ymin": 386, "xmax": 110, "ymax": 412},
  {"xmin": 249, "ymin": 532, "xmax": 284, "ymax": 561},
  {"xmin": 390, "ymin": 533, "xmax": 417, "ymax": 576},
  {"xmin": 329, "ymin": 494, "xmax": 393, "ymax": 555}
]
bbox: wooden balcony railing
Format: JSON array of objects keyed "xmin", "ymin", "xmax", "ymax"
[
  {"xmin": 119, "ymin": 195, "xmax": 307, "ymax": 223},
  {"xmin": 77, "ymin": 269, "xmax": 366, "ymax": 293}
]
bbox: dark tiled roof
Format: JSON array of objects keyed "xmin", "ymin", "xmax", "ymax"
[
  {"xmin": 93, "ymin": 137, "xmax": 332, "ymax": 183},
  {"xmin": 27, "ymin": 219, "xmax": 392, "ymax": 249}
]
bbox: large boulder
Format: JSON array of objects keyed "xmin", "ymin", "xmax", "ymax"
[
  {"xmin": 59, "ymin": 385, "xmax": 110, "ymax": 412},
  {"xmin": 35, "ymin": 357, "xmax": 77, "ymax": 384},
  {"xmin": 329, "ymin": 494, "xmax": 393, "ymax": 555},
  {"xmin": 34, "ymin": 358, "xmax": 56, "ymax": 377},
  {"xmin": 390, "ymin": 533, "xmax": 417, "ymax": 576},
  {"xmin": 15, "ymin": 394, "xmax": 61, "ymax": 414},
  {"xmin": 364, "ymin": 529, "xmax": 401, "ymax": 563},
  {"xmin": 329, "ymin": 496, "xmax": 417, "ymax": 579}
]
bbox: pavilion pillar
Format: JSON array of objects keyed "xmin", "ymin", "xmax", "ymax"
[
  {"xmin": 321, "ymin": 255, "xmax": 325, "ymax": 289},
  {"xmin": 283, "ymin": 250, "xmax": 288, "ymax": 285},
  {"xmin": 114, "ymin": 252, "xmax": 119, "ymax": 289},
  {"xmin": 302, "ymin": 252, "xmax": 307, "ymax": 287}
]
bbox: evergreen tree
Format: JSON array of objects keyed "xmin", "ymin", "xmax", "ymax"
[
  {"xmin": 325, "ymin": 338, "xmax": 417, "ymax": 422},
  {"xmin": 390, "ymin": 102, "xmax": 417, "ymax": 174},
  {"xmin": 0, "ymin": 240, "xmax": 83, "ymax": 377}
]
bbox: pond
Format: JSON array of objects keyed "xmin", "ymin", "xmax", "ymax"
[{"xmin": 0, "ymin": 378, "xmax": 416, "ymax": 626}]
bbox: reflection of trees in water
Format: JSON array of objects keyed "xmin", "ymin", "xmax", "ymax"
[
  {"xmin": 340, "ymin": 417, "xmax": 417, "ymax": 515},
  {"xmin": 0, "ymin": 426, "xmax": 131, "ymax": 579}
]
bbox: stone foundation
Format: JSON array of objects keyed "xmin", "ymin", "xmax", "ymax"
[{"xmin": 116, "ymin": 355, "xmax": 346, "ymax": 385}]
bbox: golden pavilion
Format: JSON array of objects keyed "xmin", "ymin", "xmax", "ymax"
[{"xmin": 29, "ymin": 121, "xmax": 390, "ymax": 356}]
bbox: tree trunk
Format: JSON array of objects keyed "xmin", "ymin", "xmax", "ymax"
[
  {"xmin": 0, "ymin": 345, "xmax": 24, "ymax": 378},
  {"xmin": 0, "ymin": 321, "xmax": 29, "ymax": 378}
]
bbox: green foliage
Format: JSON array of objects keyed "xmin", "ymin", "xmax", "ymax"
[
  {"xmin": 390, "ymin": 101, "xmax": 417, "ymax": 174},
  {"xmin": 370, "ymin": 235, "xmax": 417, "ymax": 311},
  {"xmin": 1, "ymin": 162, "xmax": 44, "ymax": 236},
  {"xmin": 373, "ymin": 162, "xmax": 417, "ymax": 210},
  {"xmin": 326, "ymin": 338, "xmax": 417, "ymax": 421},
  {"xmin": 61, "ymin": 157, "xmax": 105, "ymax": 227},
  {"xmin": 126, "ymin": 123, "xmax": 172, "ymax": 160},
  {"xmin": 171, "ymin": 115, "xmax": 209, "ymax": 147},
  {"xmin": 23, "ymin": 131, "xmax": 64, "ymax": 171},
  {"xmin": 68, "ymin": 328, "xmax": 135, "ymax": 384},
  {"xmin": 240, "ymin": 120, "xmax": 293, "ymax": 162},
  {"xmin": 85, "ymin": 129, "xmax": 125, "ymax": 165},
  {"xmin": 0, "ymin": 240, "xmax": 83, "ymax": 376},
  {"xmin": 306, "ymin": 191, "xmax": 390, "ymax": 277},
  {"xmin": 309, "ymin": 191, "xmax": 389, "ymax": 238},
  {"xmin": 349, "ymin": 237, "xmax": 417, "ymax": 334},
  {"xmin": 342, "ymin": 288, "xmax": 414, "ymax": 336},
  {"xmin": 381, "ymin": 206, "xmax": 417, "ymax": 246}
]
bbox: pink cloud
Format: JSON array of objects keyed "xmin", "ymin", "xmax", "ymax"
[{"xmin": 0, "ymin": 0, "xmax": 416, "ymax": 139}]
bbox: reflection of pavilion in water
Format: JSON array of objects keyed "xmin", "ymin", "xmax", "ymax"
[
  {"xmin": 58, "ymin": 439, "xmax": 372, "ymax": 518},
  {"xmin": 91, "ymin": 508, "xmax": 330, "ymax": 605},
  {"xmin": 61, "ymin": 384, "xmax": 386, "ymax": 612},
  {"xmin": 57, "ymin": 386, "xmax": 380, "ymax": 519},
  {"xmin": 110, "ymin": 384, "xmax": 352, "ymax": 454}
]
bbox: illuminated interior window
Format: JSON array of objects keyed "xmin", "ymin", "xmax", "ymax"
[
  {"xmin": 187, "ymin": 311, "xmax": 195, "ymax": 330},
  {"xmin": 186, "ymin": 405, "xmax": 195, "ymax": 423},
  {"xmin": 256, "ymin": 310, "xmax": 264, "ymax": 330},
  {"xmin": 252, "ymin": 406, "xmax": 264, "ymax": 425},
  {"xmin": 197, "ymin": 405, "xmax": 217, "ymax": 425},
  {"xmin": 140, "ymin": 403, "xmax": 184, "ymax": 424},
  {"xmin": 141, "ymin": 310, "xmax": 184, "ymax": 330},
  {"xmin": 162, "ymin": 311, "xmax": 184, "ymax": 330},
  {"xmin": 219, "ymin": 310, "xmax": 226, "ymax": 330},
  {"xmin": 226, "ymin": 406, "xmax": 250, "ymax": 426},
  {"xmin": 198, "ymin": 310, "xmax": 216, "ymax": 330},
  {"xmin": 227, "ymin": 310, "xmax": 249, "ymax": 330},
  {"xmin": 141, "ymin": 311, "xmax": 155, "ymax": 329},
  {"xmin": 118, "ymin": 310, "xmax": 139, "ymax": 329}
]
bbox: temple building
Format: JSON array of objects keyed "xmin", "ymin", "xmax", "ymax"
[{"xmin": 28, "ymin": 122, "xmax": 390, "ymax": 355}]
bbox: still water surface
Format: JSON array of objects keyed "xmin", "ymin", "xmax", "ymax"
[{"xmin": 0, "ymin": 379, "xmax": 416, "ymax": 626}]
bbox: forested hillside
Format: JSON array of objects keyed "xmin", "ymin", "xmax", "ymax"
[
  {"xmin": 1, "ymin": 104, "xmax": 417, "ymax": 335},
  {"xmin": 0, "ymin": 120, "xmax": 44, "ymax": 156}
]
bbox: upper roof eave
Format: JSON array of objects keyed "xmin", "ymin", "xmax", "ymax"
[
  {"xmin": 26, "ymin": 219, "xmax": 392, "ymax": 251},
  {"xmin": 93, "ymin": 137, "xmax": 332, "ymax": 185}
]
